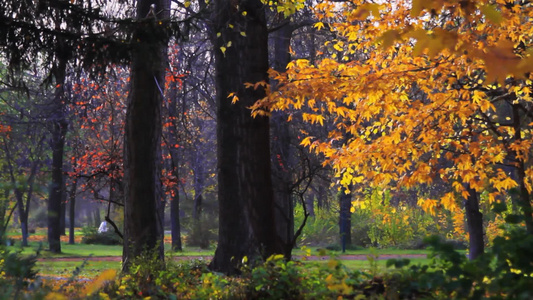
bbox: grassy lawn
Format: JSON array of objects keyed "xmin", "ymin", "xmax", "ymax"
[
  {"xmin": 36, "ymin": 260, "xmax": 122, "ymax": 278},
  {"xmin": 34, "ymin": 256, "xmax": 432, "ymax": 279}
]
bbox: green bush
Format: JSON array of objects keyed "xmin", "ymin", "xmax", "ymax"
[
  {"xmin": 81, "ymin": 226, "xmax": 122, "ymax": 245},
  {"xmin": 385, "ymin": 228, "xmax": 533, "ymax": 299},
  {"xmin": 295, "ymin": 207, "xmax": 338, "ymax": 247},
  {"xmin": 0, "ymin": 247, "xmax": 43, "ymax": 299}
]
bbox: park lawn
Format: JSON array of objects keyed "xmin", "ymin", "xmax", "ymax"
[
  {"xmin": 6, "ymin": 241, "xmax": 215, "ymax": 258},
  {"xmin": 37, "ymin": 260, "xmax": 121, "ymax": 278},
  {"xmin": 310, "ymin": 257, "xmax": 432, "ymax": 271},
  {"xmin": 34, "ymin": 256, "xmax": 432, "ymax": 279},
  {"xmin": 293, "ymin": 246, "xmax": 434, "ymax": 256}
]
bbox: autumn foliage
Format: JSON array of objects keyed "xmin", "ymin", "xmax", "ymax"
[{"xmin": 253, "ymin": 0, "xmax": 533, "ymax": 233}]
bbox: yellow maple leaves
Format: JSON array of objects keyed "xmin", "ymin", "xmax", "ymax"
[{"xmin": 252, "ymin": 0, "xmax": 533, "ymax": 234}]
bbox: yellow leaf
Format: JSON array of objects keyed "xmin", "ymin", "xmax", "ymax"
[
  {"xmin": 301, "ymin": 136, "xmax": 313, "ymax": 147},
  {"xmin": 220, "ymin": 46, "xmax": 226, "ymax": 56},
  {"xmin": 314, "ymin": 22, "xmax": 325, "ymax": 31},
  {"xmin": 411, "ymin": 0, "xmax": 423, "ymax": 17},
  {"xmin": 84, "ymin": 269, "xmax": 117, "ymax": 296},
  {"xmin": 378, "ymin": 30, "xmax": 401, "ymax": 49},
  {"xmin": 184, "ymin": 1, "xmax": 191, "ymax": 7}
]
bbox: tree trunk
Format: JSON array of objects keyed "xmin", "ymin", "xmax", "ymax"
[
  {"xmin": 209, "ymin": 0, "xmax": 282, "ymax": 274},
  {"xmin": 512, "ymin": 105, "xmax": 533, "ymax": 234},
  {"xmin": 170, "ymin": 190, "xmax": 182, "ymax": 251},
  {"xmin": 48, "ymin": 118, "xmax": 67, "ymax": 253},
  {"xmin": 270, "ymin": 19, "xmax": 295, "ymax": 260},
  {"xmin": 68, "ymin": 177, "xmax": 78, "ymax": 244},
  {"xmin": 167, "ymin": 80, "xmax": 182, "ymax": 252},
  {"xmin": 94, "ymin": 208, "xmax": 101, "ymax": 227},
  {"xmin": 122, "ymin": 0, "xmax": 169, "ymax": 271},
  {"xmin": 338, "ymin": 187, "xmax": 352, "ymax": 251},
  {"xmin": 464, "ymin": 184, "xmax": 484, "ymax": 260},
  {"xmin": 60, "ymin": 175, "xmax": 67, "ymax": 236},
  {"xmin": 192, "ymin": 150, "xmax": 205, "ymax": 221}
]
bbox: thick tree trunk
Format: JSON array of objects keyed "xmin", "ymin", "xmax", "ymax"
[
  {"xmin": 209, "ymin": 0, "xmax": 282, "ymax": 274},
  {"xmin": 464, "ymin": 184, "xmax": 484, "ymax": 260},
  {"xmin": 122, "ymin": 0, "xmax": 169, "ymax": 271}
]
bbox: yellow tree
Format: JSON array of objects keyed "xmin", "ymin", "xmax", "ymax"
[{"xmin": 253, "ymin": 0, "xmax": 533, "ymax": 258}]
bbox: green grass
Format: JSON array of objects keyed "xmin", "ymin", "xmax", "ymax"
[
  {"xmin": 6, "ymin": 241, "xmax": 215, "ymax": 258},
  {"xmin": 36, "ymin": 260, "xmax": 121, "ymax": 278},
  {"xmin": 310, "ymin": 257, "xmax": 432, "ymax": 270}
]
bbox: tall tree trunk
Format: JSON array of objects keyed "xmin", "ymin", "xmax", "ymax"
[
  {"xmin": 60, "ymin": 175, "xmax": 67, "ymax": 236},
  {"xmin": 170, "ymin": 190, "xmax": 182, "ymax": 251},
  {"xmin": 270, "ymin": 19, "xmax": 295, "ymax": 260},
  {"xmin": 48, "ymin": 117, "xmax": 67, "ymax": 253},
  {"xmin": 47, "ymin": 29, "xmax": 69, "ymax": 253},
  {"xmin": 167, "ymin": 83, "xmax": 182, "ymax": 251},
  {"xmin": 338, "ymin": 186, "xmax": 352, "ymax": 251},
  {"xmin": 122, "ymin": 0, "xmax": 169, "ymax": 270},
  {"xmin": 68, "ymin": 177, "xmax": 78, "ymax": 244},
  {"xmin": 0, "ymin": 189, "xmax": 8, "ymax": 241},
  {"xmin": 464, "ymin": 184, "xmax": 484, "ymax": 260},
  {"xmin": 209, "ymin": 0, "xmax": 282, "ymax": 274},
  {"xmin": 512, "ymin": 104, "xmax": 533, "ymax": 234}
]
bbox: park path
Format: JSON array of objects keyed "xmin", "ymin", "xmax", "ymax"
[{"xmin": 37, "ymin": 254, "xmax": 427, "ymax": 262}]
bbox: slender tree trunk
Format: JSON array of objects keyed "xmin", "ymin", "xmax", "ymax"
[
  {"xmin": 167, "ymin": 83, "xmax": 182, "ymax": 251},
  {"xmin": 60, "ymin": 175, "xmax": 67, "ymax": 236},
  {"xmin": 338, "ymin": 186, "xmax": 352, "ymax": 251},
  {"xmin": 122, "ymin": 0, "xmax": 169, "ymax": 271},
  {"xmin": 68, "ymin": 177, "xmax": 78, "ymax": 244},
  {"xmin": 270, "ymin": 20, "xmax": 295, "ymax": 259},
  {"xmin": 209, "ymin": 0, "xmax": 282, "ymax": 274},
  {"xmin": 192, "ymin": 155, "xmax": 205, "ymax": 225},
  {"xmin": 170, "ymin": 190, "xmax": 182, "ymax": 251},
  {"xmin": 464, "ymin": 184, "xmax": 484, "ymax": 260},
  {"xmin": 48, "ymin": 118, "xmax": 67, "ymax": 253},
  {"xmin": 94, "ymin": 208, "xmax": 101, "ymax": 227},
  {"xmin": 0, "ymin": 189, "xmax": 8, "ymax": 241},
  {"xmin": 512, "ymin": 105, "xmax": 533, "ymax": 234},
  {"xmin": 306, "ymin": 195, "xmax": 315, "ymax": 217}
]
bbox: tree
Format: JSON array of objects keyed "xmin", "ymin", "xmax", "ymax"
[
  {"xmin": 253, "ymin": 0, "xmax": 533, "ymax": 258},
  {"xmin": 209, "ymin": 0, "xmax": 283, "ymax": 274},
  {"xmin": 122, "ymin": 0, "xmax": 171, "ymax": 269}
]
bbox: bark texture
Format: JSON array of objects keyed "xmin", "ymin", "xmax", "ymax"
[
  {"xmin": 271, "ymin": 20, "xmax": 295, "ymax": 259},
  {"xmin": 464, "ymin": 184, "xmax": 484, "ymax": 260},
  {"xmin": 122, "ymin": 0, "xmax": 169, "ymax": 270},
  {"xmin": 209, "ymin": 0, "xmax": 282, "ymax": 274}
]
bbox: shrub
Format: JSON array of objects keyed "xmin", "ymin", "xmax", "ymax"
[
  {"xmin": 0, "ymin": 246, "xmax": 42, "ymax": 299},
  {"xmin": 384, "ymin": 228, "xmax": 533, "ymax": 299},
  {"xmin": 185, "ymin": 215, "xmax": 218, "ymax": 249},
  {"xmin": 81, "ymin": 226, "xmax": 122, "ymax": 245},
  {"xmin": 295, "ymin": 207, "xmax": 338, "ymax": 247}
]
